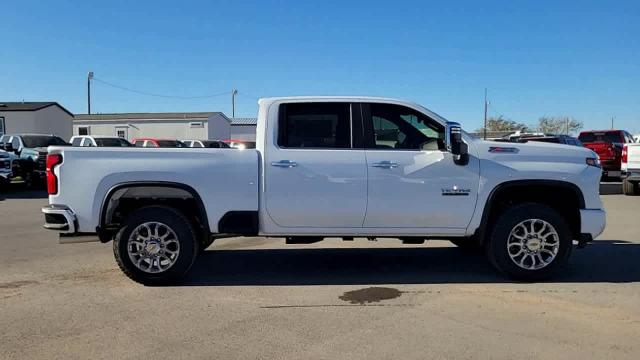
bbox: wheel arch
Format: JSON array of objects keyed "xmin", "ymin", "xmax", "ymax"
[
  {"xmin": 98, "ymin": 181, "xmax": 210, "ymax": 242},
  {"xmin": 476, "ymin": 180, "xmax": 585, "ymax": 243}
]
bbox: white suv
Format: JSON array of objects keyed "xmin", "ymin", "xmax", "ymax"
[{"xmin": 70, "ymin": 136, "xmax": 132, "ymax": 147}]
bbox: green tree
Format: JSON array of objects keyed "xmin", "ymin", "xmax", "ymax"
[{"xmin": 537, "ymin": 116, "xmax": 583, "ymax": 134}]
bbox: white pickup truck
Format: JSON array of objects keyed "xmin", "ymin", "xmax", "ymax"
[
  {"xmin": 622, "ymin": 143, "xmax": 640, "ymax": 195},
  {"xmin": 42, "ymin": 97, "xmax": 606, "ymax": 285}
]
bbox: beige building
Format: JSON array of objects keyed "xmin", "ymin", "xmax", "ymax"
[
  {"xmin": 73, "ymin": 112, "xmax": 231, "ymax": 141},
  {"xmin": 0, "ymin": 102, "xmax": 74, "ymax": 139}
]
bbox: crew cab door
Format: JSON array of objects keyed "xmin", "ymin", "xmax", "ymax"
[
  {"xmin": 361, "ymin": 103, "xmax": 480, "ymax": 229},
  {"xmin": 264, "ymin": 102, "xmax": 367, "ymax": 228}
]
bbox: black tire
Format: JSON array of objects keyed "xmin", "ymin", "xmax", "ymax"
[
  {"xmin": 486, "ymin": 203, "xmax": 572, "ymax": 281},
  {"xmin": 622, "ymin": 179, "xmax": 639, "ymax": 196},
  {"xmin": 113, "ymin": 206, "xmax": 199, "ymax": 285},
  {"xmin": 449, "ymin": 238, "xmax": 483, "ymax": 252}
]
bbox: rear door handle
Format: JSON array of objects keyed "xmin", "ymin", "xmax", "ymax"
[
  {"xmin": 372, "ymin": 161, "xmax": 398, "ymax": 169},
  {"xmin": 271, "ymin": 160, "xmax": 297, "ymax": 168}
]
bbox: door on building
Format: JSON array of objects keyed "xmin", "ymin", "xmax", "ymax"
[{"xmin": 115, "ymin": 127, "xmax": 128, "ymax": 139}]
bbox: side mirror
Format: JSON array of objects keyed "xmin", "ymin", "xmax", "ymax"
[
  {"xmin": 2, "ymin": 143, "xmax": 14, "ymax": 152},
  {"xmin": 445, "ymin": 122, "xmax": 469, "ymax": 165}
]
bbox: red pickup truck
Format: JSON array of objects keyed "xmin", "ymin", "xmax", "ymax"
[{"xmin": 578, "ymin": 130, "xmax": 636, "ymax": 179}]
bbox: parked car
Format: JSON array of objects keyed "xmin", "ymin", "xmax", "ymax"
[
  {"xmin": 0, "ymin": 134, "xmax": 68, "ymax": 187},
  {"xmin": 131, "ymin": 138, "xmax": 187, "ymax": 148},
  {"xmin": 518, "ymin": 135, "xmax": 583, "ymax": 147},
  {"xmin": 622, "ymin": 143, "xmax": 640, "ymax": 195},
  {"xmin": 634, "ymin": 134, "xmax": 640, "ymax": 143},
  {"xmin": 42, "ymin": 96, "xmax": 605, "ymax": 285},
  {"xmin": 224, "ymin": 139, "xmax": 256, "ymax": 149},
  {"xmin": 578, "ymin": 130, "xmax": 636, "ymax": 179},
  {"xmin": 70, "ymin": 135, "xmax": 133, "ymax": 147},
  {"xmin": 182, "ymin": 140, "xmax": 230, "ymax": 148}
]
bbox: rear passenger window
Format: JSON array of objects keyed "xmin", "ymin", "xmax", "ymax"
[
  {"xmin": 71, "ymin": 138, "xmax": 82, "ymax": 146},
  {"xmin": 278, "ymin": 103, "xmax": 352, "ymax": 148},
  {"xmin": 134, "ymin": 141, "xmax": 144, "ymax": 147}
]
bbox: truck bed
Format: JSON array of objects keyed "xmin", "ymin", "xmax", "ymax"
[{"xmin": 47, "ymin": 147, "xmax": 259, "ymax": 233}]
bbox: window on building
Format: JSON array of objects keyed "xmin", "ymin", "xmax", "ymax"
[
  {"xmin": 116, "ymin": 130, "xmax": 126, "ymax": 138},
  {"xmin": 78, "ymin": 127, "xmax": 89, "ymax": 136},
  {"xmin": 0, "ymin": 117, "xmax": 5, "ymax": 136},
  {"xmin": 278, "ymin": 102, "xmax": 351, "ymax": 148}
]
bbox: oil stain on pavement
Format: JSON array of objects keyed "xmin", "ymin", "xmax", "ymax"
[{"xmin": 339, "ymin": 287, "xmax": 402, "ymax": 305}]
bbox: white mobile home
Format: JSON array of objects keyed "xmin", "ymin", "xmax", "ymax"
[{"xmin": 73, "ymin": 112, "xmax": 231, "ymax": 141}]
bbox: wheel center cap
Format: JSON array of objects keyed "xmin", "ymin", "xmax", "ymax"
[
  {"xmin": 145, "ymin": 240, "xmax": 161, "ymax": 255},
  {"xmin": 526, "ymin": 238, "xmax": 542, "ymax": 251}
]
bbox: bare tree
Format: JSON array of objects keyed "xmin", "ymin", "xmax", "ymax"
[
  {"xmin": 537, "ymin": 116, "xmax": 583, "ymax": 134},
  {"xmin": 476, "ymin": 115, "xmax": 529, "ymax": 133}
]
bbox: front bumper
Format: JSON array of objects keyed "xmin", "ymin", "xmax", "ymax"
[
  {"xmin": 580, "ymin": 209, "xmax": 606, "ymax": 240},
  {"xmin": 42, "ymin": 205, "xmax": 77, "ymax": 234}
]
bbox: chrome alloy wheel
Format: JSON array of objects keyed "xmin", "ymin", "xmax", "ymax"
[
  {"xmin": 127, "ymin": 222, "xmax": 180, "ymax": 273},
  {"xmin": 506, "ymin": 219, "xmax": 560, "ymax": 270}
]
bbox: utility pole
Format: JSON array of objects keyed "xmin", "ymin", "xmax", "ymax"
[
  {"xmin": 483, "ymin": 88, "xmax": 488, "ymax": 140},
  {"xmin": 87, "ymin": 71, "xmax": 93, "ymax": 114},
  {"xmin": 231, "ymin": 89, "xmax": 238, "ymax": 118},
  {"xmin": 611, "ymin": 116, "xmax": 615, "ymax": 129}
]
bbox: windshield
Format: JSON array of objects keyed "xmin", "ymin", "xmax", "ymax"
[
  {"xmin": 578, "ymin": 132, "xmax": 622, "ymax": 144},
  {"xmin": 156, "ymin": 140, "xmax": 186, "ymax": 148},
  {"xmin": 22, "ymin": 135, "xmax": 67, "ymax": 148},
  {"xmin": 95, "ymin": 138, "xmax": 132, "ymax": 147}
]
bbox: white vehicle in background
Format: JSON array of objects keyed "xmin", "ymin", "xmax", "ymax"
[
  {"xmin": 182, "ymin": 140, "xmax": 230, "ymax": 148},
  {"xmin": 634, "ymin": 134, "xmax": 640, "ymax": 143},
  {"xmin": 622, "ymin": 143, "xmax": 640, "ymax": 195},
  {"xmin": 70, "ymin": 135, "xmax": 133, "ymax": 147},
  {"xmin": 42, "ymin": 96, "xmax": 605, "ymax": 285}
]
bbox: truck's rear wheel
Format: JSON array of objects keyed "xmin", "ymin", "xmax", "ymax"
[
  {"xmin": 622, "ymin": 179, "xmax": 639, "ymax": 196},
  {"xmin": 113, "ymin": 206, "xmax": 198, "ymax": 285},
  {"xmin": 486, "ymin": 203, "xmax": 572, "ymax": 281}
]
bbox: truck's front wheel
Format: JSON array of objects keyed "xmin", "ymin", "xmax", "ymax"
[
  {"xmin": 113, "ymin": 206, "xmax": 199, "ymax": 285},
  {"xmin": 487, "ymin": 203, "xmax": 572, "ymax": 281}
]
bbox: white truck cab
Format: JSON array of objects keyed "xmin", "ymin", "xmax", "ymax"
[
  {"xmin": 42, "ymin": 97, "xmax": 606, "ymax": 285},
  {"xmin": 70, "ymin": 135, "xmax": 132, "ymax": 147}
]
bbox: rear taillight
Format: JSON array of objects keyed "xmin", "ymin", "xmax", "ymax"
[
  {"xmin": 46, "ymin": 154, "xmax": 63, "ymax": 195},
  {"xmin": 622, "ymin": 145, "xmax": 628, "ymax": 164}
]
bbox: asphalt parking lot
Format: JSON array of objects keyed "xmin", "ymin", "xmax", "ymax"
[{"xmin": 1, "ymin": 186, "xmax": 639, "ymax": 360}]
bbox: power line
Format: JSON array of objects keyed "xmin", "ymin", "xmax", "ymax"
[{"xmin": 92, "ymin": 77, "xmax": 231, "ymax": 99}]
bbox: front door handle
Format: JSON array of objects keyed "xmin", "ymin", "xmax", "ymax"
[
  {"xmin": 372, "ymin": 161, "xmax": 398, "ymax": 169},
  {"xmin": 271, "ymin": 160, "xmax": 297, "ymax": 168}
]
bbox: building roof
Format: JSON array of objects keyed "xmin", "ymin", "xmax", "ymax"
[
  {"xmin": 231, "ymin": 117, "xmax": 258, "ymax": 126},
  {"xmin": 74, "ymin": 112, "xmax": 226, "ymax": 121},
  {"xmin": 0, "ymin": 102, "xmax": 74, "ymax": 117}
]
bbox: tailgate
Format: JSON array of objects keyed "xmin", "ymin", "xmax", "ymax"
[
  {"xmin": 584, "ymin": 142, "xmax": 617, "ymax": 160},
  {"xmin": 626, "ymin": 145, "xmax": 640, "ymax": 170}
]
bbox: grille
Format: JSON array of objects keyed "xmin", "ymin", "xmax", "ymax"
[{"xmin": 37, "ymin": 152, "xmax": 47, "ymax": 171}]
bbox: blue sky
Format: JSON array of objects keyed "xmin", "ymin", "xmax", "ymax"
[{"xmin": 1, "ymin": 0, "xmax": 638, "ymax": 132}]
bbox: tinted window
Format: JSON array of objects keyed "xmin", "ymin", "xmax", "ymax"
[
  {"xmin": 134, "ymin": 140, "xmax": 145, "ymax": 147},
  {"xmin": 278, "ymin": 103, "xmax": 351, "ymax": 148},
  {"xmin": 579, "ymin": 131, "xmax": 623, "ymax": 144},
  {"xmin": 21, "ymin": 135, "xmax": 67, "ymax": 148},
  {"xmin": 365, "ymin": 103, "xmax": 444, "ymax": 151},
  {"xmin": 95, "ymin": 138, "xmax": 132, "ymax": 147},
  {"xmin": 156, "ymin": 140, "xmax": 186, "ymax": 148},
  {"xmin": 81, "ymin": 138, "xmax": 94, "ymax": 147},
  {"xmin": 71, "ymin": 137, "xmax": 83, "ymax": 146},
  {"xmin": 11, "ymin": 137, "xmax": 20, "ymax": 149},
  {"xmin": 528, "ymin": 137, "xmax": 560, "ymax": 144}
]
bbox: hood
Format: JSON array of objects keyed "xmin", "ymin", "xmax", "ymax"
[{"xmin": 472, "ymin": 138, "xmax": 596, "ymax": 165}]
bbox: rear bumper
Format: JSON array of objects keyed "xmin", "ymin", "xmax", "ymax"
[
  {"xmin": 623, "ymin": 170, "xmax": 640, "ymax": 182},
  {"xmin": 42, "ymin": 205, "xmax": 76, "ymax": 234},
  {"xmin": 580, "ymin": 209, "xmax": 606, "ymax": 239}
]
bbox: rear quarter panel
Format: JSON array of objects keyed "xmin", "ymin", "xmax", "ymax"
[{"xmin": 48, "ymin": 147, "xmax": 259, "ymax": 233}]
